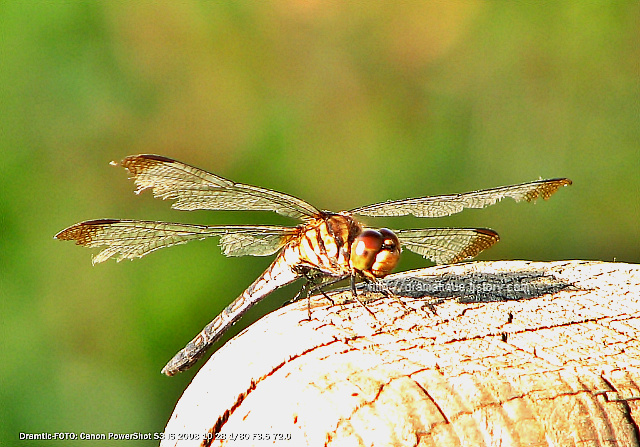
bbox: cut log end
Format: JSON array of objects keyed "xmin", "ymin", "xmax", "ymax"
[{"xmin": 161, "ymin": 260, "xmax": 640, "ymax": 447}]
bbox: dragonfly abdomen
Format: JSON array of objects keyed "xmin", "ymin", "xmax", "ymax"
[{"xmin": 161, "ymin": 253, "xmax": 301, "ymax": 376}]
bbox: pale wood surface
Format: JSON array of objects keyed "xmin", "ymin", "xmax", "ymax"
[{"xmin": 161, "ymin": 260, "xmax": 640, "ymax": 447}]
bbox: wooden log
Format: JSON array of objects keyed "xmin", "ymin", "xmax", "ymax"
[{"xmin": 161, "ymin": 260, "xmax": 640, "ymax": 447}]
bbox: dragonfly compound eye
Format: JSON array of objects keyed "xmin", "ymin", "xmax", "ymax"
[
  {"xmin": 350, "ymin": 228, "xmax": 401, "ymax": 278},
  {"xmin": 350, "ymin": 229, "xmax": 384, "ymax": 273},
  {"xmin": 371, "ymin": 228, "xmax": 401, "ymax": 278},
  {"xmin": 378, "ymin": 228, "xmax": 399, "ymax": 252}
]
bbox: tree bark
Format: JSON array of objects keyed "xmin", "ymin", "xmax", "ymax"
[{"xmin": 161, "ymin": 260, "xmax": 640, "ymax": 447}]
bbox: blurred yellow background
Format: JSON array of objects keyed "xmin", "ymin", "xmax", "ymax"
[{"xmin": 2, "ymin": 2, "xmax": 638, "ymax": 443}]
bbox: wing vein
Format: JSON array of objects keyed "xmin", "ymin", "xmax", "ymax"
[
  {"xmin": 350, "ymin": 178, "xmax": 571, "ymax": 217},
  {"xmin": 396, "ymin": 228, "xmax": 500, "ymax": 264},
  {"xmin": 54, "ymin": 219, "xmax": 295, "ymax": 264},
  {"xmin": 117, "ymin": 154, "xmax": 321, "ymax": 220}
]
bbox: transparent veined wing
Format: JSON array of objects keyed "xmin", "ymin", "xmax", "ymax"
[
  {"xmin": 396, "ymin": 228, "xmax": 500, "ymax": 264},
  {"xmin": 350, "ymin": 178, "xmax": 571, "ymax": 218},
  {"xmin": 115, "ymin": 155, "xmax": 321, "ymax": 220},
  {"xmin": 54, "ymin": 219, "xmax": 296, "ymax": 264}
]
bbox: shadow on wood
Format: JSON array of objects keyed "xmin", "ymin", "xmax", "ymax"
[{"xmin": 161, "ymin": 260, "xmax": 640, "ymax": 447}]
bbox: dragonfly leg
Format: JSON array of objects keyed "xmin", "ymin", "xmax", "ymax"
[
  {"xmin": 369, "ymin": 278, "xmax": 410, "ymax": 312},
  {"xmin": 302, "ymin": 271, "xmax": 339, "ymax": 305},
  {"xmin": 303, "ymin": 273, "xmax": 352, "ymax": 319},
  {"xmin": 424, "ymin": 301, "xmax": 438, "ymax": 315},
  {"xmin": 288, "ymin": 271, "xmax": 344, "ymax": 320},
  {"xmin": 286, "ymin": 279, "xmax": 314, "ymax": 321},
  {"xmin": 288, "ymin": 281, "xmax": 307, "ymax": 304},
  {"xmin": 290, "ymin": 269, "xmax": 377, "ymax": 320},
  {"xmin": 350, "ymin": 274, "xmax": 377, "ymax": 319}
]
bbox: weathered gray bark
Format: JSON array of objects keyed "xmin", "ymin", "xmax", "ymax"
[{"xmin": 161, "ymin": 260, "xmax": 640, "ymax": 447}]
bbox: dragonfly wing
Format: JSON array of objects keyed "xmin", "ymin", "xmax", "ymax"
[
  {"xmin": 396, "ymin": 228, "xmax": 500, "ymax": 264},
  {"xmin": 350, "ymin": 178, "xmax": 571, "ymax": 217},
  {"xmin": 217, "ymin": 227, "xmax": 296, "ymax": 257},
  {"xmin": 115, "ymin": 155, "xmax": 321, "ymax": 220},
  {"xmin": 54, "ymin": 220, "xmax": 295, "ymax": 264}
]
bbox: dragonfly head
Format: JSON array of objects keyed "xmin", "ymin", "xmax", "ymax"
[{"xmin": 350, "ymin": 228, "xmax": 401, "ymax": 279}]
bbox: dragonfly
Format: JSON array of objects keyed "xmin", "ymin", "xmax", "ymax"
[{"xmin": 55, "ymin": 155, "xmax": 571, "ymax": 375}]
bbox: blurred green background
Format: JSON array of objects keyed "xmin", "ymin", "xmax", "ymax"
[{"xmin": 2, "ymin": 1, "xmax": 638, "ymax": 444}]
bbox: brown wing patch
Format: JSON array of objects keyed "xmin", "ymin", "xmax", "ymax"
[{"xmin": 55, "ymin": 219, "xmax": 120, "ymax": 246}]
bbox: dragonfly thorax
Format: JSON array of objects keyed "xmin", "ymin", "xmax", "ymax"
[
  {"xmin": 350, "ymin": 227, "xmax": 401, "ymax": 279},
  {"xmin": 293, "ymin": 215, "xmax": 400, "ymax": 280}
]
